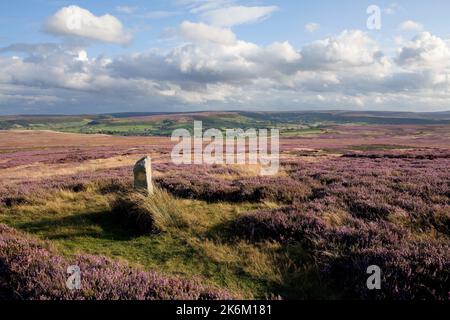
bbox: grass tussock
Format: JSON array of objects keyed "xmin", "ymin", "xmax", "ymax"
[{"xmin": 111, "ymin": 188, "xmax": 188, "ymax": 235}]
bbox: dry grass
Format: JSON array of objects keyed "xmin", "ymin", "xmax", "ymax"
[
  {"xmin": 111, "ymin": 188, "xmax": 188, "ymax": 235},
  {"xmin": 190, "ymin": 238, "xmax": 284, "ymax": 286},
  {"xmin": 0, "ymin": 130, "xmax": 171, "ymax": 150},
  {"xmin": 321, "ymin": 209, "xmax": 351, "ymax": 228},
  {"xmin": 0, "ymin": 156, "xmax": 138, "ymax": 182},
  {"xmin": 11, "ymin": 186, "xmax": 111, "ymax": 216},
  {"xmin": 143, "ymin": 188, "xmax": 188, "ymax": 233}
]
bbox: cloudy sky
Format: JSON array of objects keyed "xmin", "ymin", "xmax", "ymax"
[{"xmin": 1, "ymin": 0, "xmax": 450, "ymax": 114}]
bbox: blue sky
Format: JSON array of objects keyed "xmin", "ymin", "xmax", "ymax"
[
  {"xmin": 3, "ymin": 0, "xmax": 450, "ymax": 55},
  {"xmin": 1, "ymin": 0, "xmax": 450, "ymax": 114}
]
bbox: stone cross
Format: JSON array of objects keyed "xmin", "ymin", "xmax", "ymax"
[{"xmin": 133, "ymin": 156, "xmax": 154, "ymax": 195}]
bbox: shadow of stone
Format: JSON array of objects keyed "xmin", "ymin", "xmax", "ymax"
[{"xmin": 16, "ymin": 211, "xmax": 138, "ymax": 241}]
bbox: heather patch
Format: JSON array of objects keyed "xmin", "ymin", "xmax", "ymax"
[{"xmin": 0, "ymin": 224, "xmax": 232, "ymax": 300}]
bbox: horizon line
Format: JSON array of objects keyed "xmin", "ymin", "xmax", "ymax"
[{"xmin": 2, "ymin": 109, "xmax": 450, "ymax": 117}]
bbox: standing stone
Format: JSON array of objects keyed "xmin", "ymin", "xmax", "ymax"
[{"xmin": 134, "ymin": 156, "xmax": 154, "ymax": 195}]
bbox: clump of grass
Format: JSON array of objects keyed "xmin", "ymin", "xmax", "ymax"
[
  {"xmin": 144, "ymin": 188, "xmax": 189, "ymax": 233},
  {"xmin": 111, "ymin": 188, "xmax": 188, "ymax": 235}
]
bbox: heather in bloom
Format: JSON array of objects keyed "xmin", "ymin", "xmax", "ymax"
[
  {"xmin": 231, "ymin": 205, "xmax": 449, "ymax": 299},
  {"xmin": 157, "ymin": 175, "xmax": 312, "ymax": 203},
  {"xmin": 1, "ymin": 138, "xmax": 449, "ymax": 300},
  {"xmin": 227, "ymin": 149, "xmax": 450, "ymax": 300},
  {"xmin": 0, "ymin": 224, "xmax": 233, "ymax": 300},
  {"xmin": 320, "ymin": 242, "xmax": 450, "ymax": 300}
]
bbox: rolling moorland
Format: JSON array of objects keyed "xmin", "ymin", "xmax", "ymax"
[
  {"xmin": 1, "ymin": 110, "xmax": 450, "ymax": 137},
  {"xmin": 0, "ymin": 111, "xmax": 449, "ymax": 300}
]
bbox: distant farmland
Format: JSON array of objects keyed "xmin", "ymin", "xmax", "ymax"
[{"xmin": 1, "ymin": 110, "xmax": 450, "ymax": 137}]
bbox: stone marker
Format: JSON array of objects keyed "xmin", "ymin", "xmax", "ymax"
[{"xmin": 134, "ymin": 156, "xmax": 154, "ymax": 195}]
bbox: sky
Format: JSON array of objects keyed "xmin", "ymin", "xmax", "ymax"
[{"xmin": 1, "ymin": 0, "xmax": 450, "ymax": 114}]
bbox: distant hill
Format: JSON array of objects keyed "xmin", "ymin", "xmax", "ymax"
[{"xmin": 1, "ymin": 110, "xmax": 449, "ymax": 136}]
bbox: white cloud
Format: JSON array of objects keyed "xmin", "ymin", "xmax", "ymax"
[
  {"xmin": 200, "ymin": 5, "xmax": 278, "ymax": 27},
  {"xmin": 300, "ymin": 30, "xmax": 385, "ymax": 70},
  {"xmin": 44, "ymin": 6, "xmax": 132, "ymax": 44},
  {"xmin": 305, "ymin": 23, "xmax": 320, "ymax": 33},
  {"xmin": 399, "ymin": 20, "xmax": 424, "ymax": 32},
  {"xmin": 76, "ymin": 50, "xmax": 89, "ymax": 62},
  {"xmin": 396, "ymin": 32, "xmax": 450, "ymax": 69},
  {"xmin": 2, "ymin": 20, "xmax": 450, "ymax": 113},
  {"xmin": 179, "ymin": 21, "xmax": 237, "ymax": 44},
  {"xmin": 176, "ymin": 1, "xmax": 278, "ymax": 27},
  {"xmin": 265, "ymin": 42, "xmax": 301, "ymax": 63},
  {"xmin": 177, "ymin": 0, "xmax": 234, "ymax": 14}
]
